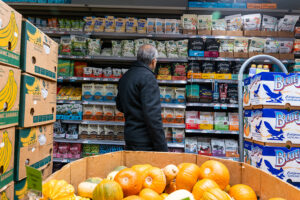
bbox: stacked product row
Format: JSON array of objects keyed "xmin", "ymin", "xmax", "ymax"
[
  {"xmin": 243, "ymin": 71, "xmax": 300, "ymax": 189},
  {"xmin": 0, "ymin": 1, "xmax": 58, "ymax": 199}
]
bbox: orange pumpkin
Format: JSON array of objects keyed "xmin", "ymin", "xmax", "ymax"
[
  {"xmin": 201, "ymin": 188, "xmax": 231, "ymax": 200},
  {"xmin": 176, "ymin": 163, "xmax": 200, "ymax": 192},
  {"xmin": 228, "ymin": 184, "xmax": 257, "ymax": 200},
  {"xmin": 199, "ymin": 160, "xmax": 230, "ymax": 190},
  {"xmin": 143, "ymin": 167, "xmax": 166, "ymax": 194},
  {"xmin": 177, "ymin": 163, "xmax": 190, "ymax": 171},
  {"xmin": 139, "ymin": 188, "xmax": 163, "ymax": 200},
  {"xmin": 160, "ymin": 193, "xmax": 168, "ymax": 199},
  {"xmin": 115, "ymin": 168, "xmax": 143, "ymax": 196},
  {"xmin": 123, "ymin": 195, "xmax": 144, "ymax": 200},
  {"xmin": 192, "ymin": 179, "xmax": 220, "ymax": 200},
  {"xmin": 164, "ymin": 181, "xmax": 176, "ymax": 194},
  {"xmin": 132, "ymin": 164, "xmax": 152, "ymax": 180}
]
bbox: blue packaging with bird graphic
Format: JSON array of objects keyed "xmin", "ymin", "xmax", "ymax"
[
  {"xmin": 251, "ymin": 141, "xmax": 300, "ymax": 189},
  {"xmin": 244, "ymin": 72, "xmax": 300, "ymax": 108},
  {"xmin": 250, "ymin": 108, "xmax": 300, "ymax": 144}
]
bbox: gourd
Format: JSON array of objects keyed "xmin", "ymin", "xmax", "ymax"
[
  {"xmin": 139, "ymin": 188, "xmax": 163, "ymax": 200},
  {"xmin": 41, "ymin": 179, "xmax": 76, "ymax": 200},
  {"xmin": 143, "ymin": 167, "xmax": 166, "ymax": 194},
  {"xmin": 78, "ymin": 177, "xmax": 103, "ymax": 198},
  {"xmin": 192, "ymin": 179, "xmax": 220, "ymax": 200},
  {"xmin": 115, "ymin": 168, "xmax": 143, "ymax": 196},
  {"xmin": 93, "ymin": 179, "xmax": 123, "ymax": 200},
  {"xmin": 176, "ymin": 163, "xmax": 200, "ymax": 192},
  {"xmin": 162, "ymin": 165, "xmax": 179, "ymax": 184},
  {"xmin": 228, "ymin": 184, "xmax": 257, "ymax": 200},
  {"xmin": 201, "ymin": 188, "xmax": 231, "ymax": 200},
  {"xmin": 165, "ymin": 189, "xmax": 195, "ymax": 200}
]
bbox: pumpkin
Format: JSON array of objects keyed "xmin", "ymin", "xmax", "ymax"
[
  {"xmin": 268, "ymin": 198, "xmax": 286, "ymax": 200},
  {"xmin": 224, "ymin": 185, "xmax": 231, "ymax": 193},
  {"xmin": 160, "ymin": 193, "xmax": 168, "ymax": 199},
  {"xmin": 78, "ymin": 177, "xmax": 103, "ymax": 198},
  {"xmin": 123, "ymin": 195, "xmax": 144, "ymax": 200},
  {"xmin": 132, "ymin": 164, "xmax": 152, "ymax": 179},
  {"xmin": 75, "ymin": 196, "xmax": 90, "ymax": 200},
  {"xmin": 164, "ymin": 181, "xmax": 176, "ymax": 194},
  {"xmin": 41, "ymin": 179, "xmax": 76, "ymax": 200},
  {"xmin": 228, "ymin": 184, "xmax": 257, "ymax": 200},
  {"xmin": 139, "ymin": 188, "xmax": 163, "ymax": 200},
  {"xmin": 162, "ymin": 165, "xmax": 179, "ymax": 184},
  {"xmin": 165, "ymin": 189, "xmax": 195, "ymax": 200},
  {"xmin": 199, "ymin": 160, "xmax": 230, "ymax": 190},
  {"xmin": 192, "ymin": 179, "xmax": 220, "ymax": 200},
  {"xmin": 143, "ymin": 167, "xmax": 166, "ymax": 194},
  {"xmin": 177, "ymin": 163, "xmax": 190, "ymax": 171},
  {"xmin": 108, "ymin": 171, "xmax": 119, "ymax": 181},
  {"xmin": 176, "ymin": 163, "xmax": 200, "ymax": 192},
  {"xmin": 115, "ymin": 168, "xmax": 143, "ymax": 196},
  {"xmin": 93, "ymin": 179, "xmax": 123, "ymax": 200},
  {"xmin": 201, "ymin": 188, "xmax": 231, "ymax": 200}
]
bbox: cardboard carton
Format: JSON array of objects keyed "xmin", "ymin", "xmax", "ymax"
[
  {"xmin": 244, "ymin": 110, "xmax": 252, "ymax": 140},
  {"xmin": 0, "ymin": 182, "xmax": 14, "ymax": 200},
  {"xmin": 20, "ymin": 20, "xmax": 58, "ymax": 81},
  {"xmin": 249, "ymin": 52, "xmax": 263, "ymax": 57},
  {"xmin": 0, "ymin": 1, "xmax": 22, "ymax": 68},
  {"xmin": 261, "ymin": 31, "xmax": 278, "ymax": 37},
  {"xmin": 212, "ymin": 30, "xmax": 226, "ymax": 36},
  {"xmin": 244, "ymin": 140, "xmax": 252, "ymax": 165},
  {"xmin": 261, "ymin": 3, "xmax": 277, "ymax": 9},
  {"xmin": 277, "ymin": 31, "xmax": 294, "ymax": 38},
  {"xmin": 0, "ymin": 65, "xmax": 21, "ymax": 129},
  {"xmin": 227, "ymin": 30, "xmax": 243, "ymax": 36},
  {"xmin": 197, "ymin": 30, "xmax": 211, "ymax": 35},
  {"xmin": 183, "ymin": 29, "xmax": 197, "ymax": 35},
  {"xmin": 14, "ymin": 163, "xmax": 52, "ymax": 200},
  {"xmin": 0, "ymin": 127, "xmax": 15, "ymax": 189},
  {"xmin": 234, "ymin": 52, "xmax": 249, "ymax": 58},
  {"xmin": 244, "ymin": 31, "xmax": 262, "ymax": 37},
  {"xmin": 251, "ymin": 141, "xmax": 300, "ymax": 189},
  {"xmin": 219, "ymin": 52, "xmax": 234, "ymax": 58},
  {"xmin": 265, "ymin": 53, "xmax": 280, "ymax": 59},
  {"xmin": 247, "ymin": 3, "xmax": 262, "ymax": 9},
  {"xmin": 19, "ymin": 73, "xmax": 56, "ymax": 127},
  {"xmin": 244, "ymin": 72, "xmax": 300, "ymax": 109},
  {"xmin": 279, "ymin": 54, "xmax": 294, "ymax": 60},
  {"xmin": 15, "ymin": 124, "xmax": 53, "ymax": 180},
  {"xmin": 45, "ymin": 151, "xmax": 300, "ymax": 199}
]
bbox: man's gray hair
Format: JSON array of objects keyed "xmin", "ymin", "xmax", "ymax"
[{"xmin": 137, "ymin": 44, "xmax": 158, "ymax": 66}]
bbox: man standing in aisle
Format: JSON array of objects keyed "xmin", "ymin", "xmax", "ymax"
[{"xmin": 116, "ymin": 44, "xmax": 168, "ymax": 152}]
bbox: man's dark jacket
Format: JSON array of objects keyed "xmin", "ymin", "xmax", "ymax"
[{"xmin": 116, "ymin": 61, "xmax": 168, "ymax": 152}]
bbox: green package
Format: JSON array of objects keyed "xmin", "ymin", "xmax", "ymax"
[
  {"xmin": 214, "ymin": 112, "xmax": 229, "ymax": 130},
  {"xmin": 70, "ymin": 61, "xmax": 74, "ymax": 76},
  {"xmin": 58, "ymin": 59, "xmax": 71, "ymax": 77}
]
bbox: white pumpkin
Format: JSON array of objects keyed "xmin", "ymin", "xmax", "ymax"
[
  {"xmin": 165, "ymin": 190, "xmax": 195, "ymax": 200},
  {"xmin": 162, "ymin": 164, "xmax": 179, "ymax": 184},
  {"xmin": 107, "ymin": 171, "xmax": 119, "ymax": 180},
  {"xmin": 77, "ymin": 177, "xmax": 102, "ymax": 198}
]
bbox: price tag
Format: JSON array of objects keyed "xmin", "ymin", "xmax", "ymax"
[
  {"xmin": 221, "ymin": 104, "xmax": 227, "ymax": 110},
  {"xmin": 70, "ymin": 77, "xmax": 77, "ymax": 82},
  {"xmin": 26, "ymin": 166, "xmax": 42, "ymax": 193},
  {"xmin": 57, "ymin": 78, "xmax": 63, "ymax": 83},
  {"xmin": 214, "ymin": 103, "xmax": 220, "ymax": 110}
]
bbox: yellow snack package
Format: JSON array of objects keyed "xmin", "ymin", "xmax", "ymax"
[{"xmin": 105, "ymin": 16, "xmax": 115, "ymax": 32}]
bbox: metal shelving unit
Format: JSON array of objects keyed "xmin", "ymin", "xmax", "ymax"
[
  {"xmin": 185, "ymin": 129, "xmax": 239, "ymax": 135},
  {"xmin": 187, "ymin": 79, "xmax": 238, "ymax": 84},
  {"xmin": 186, "ymin": 103, "xmax": 238, "ymax": 109},
  {"xmin": 188, "ymin": 57, "xmax": 295, "ymax": 63},
  {"xmin": 156, "ymin": 80, "xmax": 187, "ymax": 85}
]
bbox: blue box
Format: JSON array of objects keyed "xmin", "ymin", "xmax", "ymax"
[
  {"xmin": 232, "ymin": 3, "xmax": 247, "ymax": 8},
  {"xmin": 217, "ymin": 3, "xmax": 233, "ymax": 8},
  {"xmin": 189, "ymin": 50, "xmax": 205, "ymax": 57}
]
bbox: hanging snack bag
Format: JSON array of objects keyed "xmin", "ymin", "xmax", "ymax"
[
  {"xmin": 197, "ymin": 15, "xmax": 212, "ymax": 30},
  {"xmin": 264, "ymin": 39, "xmax": 279, "ymax": 53},
  {"xmin": 105, "ymin": 16, "xmax": 116, "ymax": 32},
  {"xmin": 112, "ymin": 40, "xmax": 122, "ymax": 56},
  {"xmin": 147, "ymin": 18, "xmax": 156, "ymax": 34},
  {"xmin": 83, "ymin": 16, "xmax": 95, "ymax": 32},
  {"xmin": 60, "ymin": 36, "xmax": 71, "ymax": 55},
  {"xmin": 155, "ymin": 18, "xmax": 165, "ymax": 34},
  {"xmin": 176, "ymin": 40, "xmax": 188, "ymax": 58},
  {"xmin": 115, "ymin": 18, "xmax": 126, "ymax": 33},
  {"xmin": 249, "ymin": 37, "xmax": 266, "ymax": 53},
  {"xmin": 126, "ymin": 17, "xmax": 138, "ymax": 33},
  {"xmin": 137, "ymin": 19, "xmax": 147, "ymax": 34},
  {"xmin": 243, "ymin": 14, "xmax": 261, "ymax": 31},
  {"xmin": 181, "ymin": 14, "xmax": 197, "ymax": 30},
  {"xmin": 234, "ymin": 37, "xmax": 249, "ymax": 53},
  {"xmin": 94, "ymin": 17, "xmax": 105, "ymax": 32},
  {"xmin": 279, "ymin": 41, "xmax": 294, "ymax": 54},
  {"xmin": 88, "ymin": 38, "xmax": 101, "ymax": 56},
  {"xmin": 278, "ymin": 15, "xmax": 299, "ymax": 32},
  {"xmin": 166, "ymin": 40, "xmax": 178, "ymax": 58},
  {"xmin": 156, "ymin": 41, "xmax": 167, "ymax": 58},
  {"xmin": 262, "ymin": 15, "xmax": 277, "ymax": 32},
  {"xmin": 225, "ymin": 14, "xmax": 243, "ymax": 31},
  {"xmin": 212, "ymin": 19, "xmax": 226, "ymax": 31}
]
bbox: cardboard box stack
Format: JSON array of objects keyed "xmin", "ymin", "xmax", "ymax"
[
  {"xmin": 243, "ymin": 72, "xmax": 300, "ymax": 189},
  {"xmin": 0, "ymin": 1, "xmax": 59, "ymax": 198},
  {"xmin": 0, "ymin": 1, "xmax": 22, "ymax": 199}
]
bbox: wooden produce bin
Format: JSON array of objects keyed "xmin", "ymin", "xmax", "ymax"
[{"xmin": 46, "ymin": 151, "xmax": 300, "ymax": 200}]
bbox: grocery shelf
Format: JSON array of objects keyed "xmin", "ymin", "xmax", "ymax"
[
  {"xmin": 185, "ymin": 129, "xmax": 239, "ymax": 135},
  {"xmin": 167, "ymin": 143, "xmax": 185, "ymax": 148},
  {"xmin": 61, "ymin": 120, "xmax": 82, "ymax": 124},
  {"xmin": 82, "ymin": 101, "xmax": 117, "ymax": 106},
  {"xmin": 53, "ymin": 157, "xmax": 79, "ymax": 163},
  {"xmin": 156, "ymin": 80, "xmax": 187, "ymax": 85},
  {"xmin": 161, "ymin": 103, "xmax": 186, "ymax": 108},
  {"xmin": 188, "ymin": 57, "xmax": 295, "ymax": 63},
  {"xmin": 187, "ymin": 79, "xmax": 238, "ymax": 84},
  {"xmin": 58, "ymin": 55, "xmax": 188, "ymax": 63},
  {"xmin": 163, "ymin": 123, "xmax": 185, "ymax": 128},
  {"xmin": 54, "ymin": 138, "xmax": 125, "ymax": 145},
  {"xmin": 57, "ymin": 76, "xmax": 119, "ymax": 83},
  {"xmin": 57, "ymin": 100, "xmax": 82, "ymax": 104},
  {"xmin": 186, "ymin": 103, "xmax": 238, "ymax": 108}
]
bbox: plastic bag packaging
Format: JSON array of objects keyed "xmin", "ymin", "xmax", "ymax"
[
  {"xmin": 60, "ymin": 36, "xmax": 71, "ymax": 55},
  {"xmin": 134, "ymin": 39, "xmax": 145, "ymax": 56},
  {"xmin": 121, "ymin": 40, "xmax": 135, "ymax": 57},
  {"xmin": 165, "ymin": 19, "xmax": 179, "ymax": 34},
  {"xmin": 202, "ymin": 62, "xmax": 214, "ymax": 73},
  {"xmin": 249, "ymin": 37, "xmax": 266, "ymax": 53},
  {"xmin": 181, "ymin": 14, "xmax": 197, "ymax": 30},
  {"xmin": 137, "ymin": 19, "xmax": 147, "ymax": 34},
  {"xmin": 278, "ymin": 41, "xmax": 294, "ymax": 54},
  {"xmin": 88, "ymin": 38, "xmax": 101, "ymax": 56},
  {"xmin": 216, "ymin": 62, "xmax": 231, "ymax": 74},
  {"xmin": 197, "ymin": 15, "xmax": 212, "ymax": 30},
  {"xmin": 234, "ymin": 38, "xmax": 249, "ymax": 53},
  {"xmin": 243, "ymin": 14, "xmax": 261, "ymax": 31},
  {"xmin": 262, "ymin": 15, "xmax": 278, "ymax": 31},
  {"xmin": 156, "ymin": 41, "xmax": 167, "ymax": 58},
  {"xmin": 126, "ymin": 17, "xmax": 138, "ymax": 33},
  {"xmin": 176, "ymin": 40, "xmax": 188, "ymax": 58},
  {"xmin": 112, "ymin": 40, "xmax": 122, "ymax": 56},
  {"xmin": 264, "ymin": 39, "xmax": 279, "ymax": 53},
  {"xmin": 166, "ymin": 40, "xmax": 178, "ymax": 58},
  {"xmin": 71, "ymin": 35, "xmax": 87, "ymax": 56},
  {"xmin": 147, "ymin": 18, "xmax": 156, "ymax": 34},
  {"xmin": 225, "ymin": 14, "xmax": 243, "ymax": 31},
  {"xmin": 219, "ymin": 39, "xmax": 234, "ymax": 52},
  {"xmin": 205, "ymin": 39, "xmax": 220, "ymax": 51},
  {"xmin": 100, "ymin": 48, "xmax": 112, "ymax": 56},
  {"xmin": 155, "ymin": 18, "xmax": 165, "ymax": 34},
  {"xmin": 115, "ymin": 18, "xmax": 126, "ymax": 33},
  {"xmin": 189, "ymin": 38, "xmax": 204, "ymax": 51},
  {"xmin": 94, "ymin": 17, "xmax": 105, "ymax": 32},
  {"xmin": 105, "ymin": 16, "xmax": 115, "ymax": 32},
  {"xmin": 212, "ymin": 19, "xmax": 226, "ymax": 31},
  {"xmin": 83, "ymin": 16, "xmax": 95, "ymax": 32},
  {"xmin": 278, "ymin": 15, "xmax": 299, "ymax": 32}
]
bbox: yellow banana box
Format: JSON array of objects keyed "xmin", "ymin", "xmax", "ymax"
[
  {"xmin": 0, "ymin": 65, "xmax": 21, "ymax": 129},
  {"xmin": 14, "ymin": 163, "xmax": 52, "ymax": 200},
  {"xmin": 15, "ymin": 124, "xmax": 53, "ymax": 181},
  {"xmin": 0, "ymin": 127, "xmax": 15, "ymax": 190},
  {"xmin": 0, "ymin": 181, "xmax": 14, "ymax": 200},
  {"xmin": 21, "ymin": 20, "xmax": 58, "ymax": 81},
  {"xmin": 19, "ymin": 73, "xmax": 56, "ymax": 128},
  {"xmin": 0, "ymin": 0, "xmax": 22, "ymax": 68}
]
